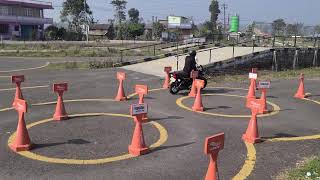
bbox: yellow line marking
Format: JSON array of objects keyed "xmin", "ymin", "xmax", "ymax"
[
  {"xmin": 0, "ymin": 99, "xmax": 115, "ymax": 112},
  {"xmin": 127, "ymin": 88, "xmax": 164, "ymax": 99},
  {"xmin": 0, "ymin": 76, "xmax": 10, "ymax": 78},
  {"xmin": 0, "ymin": 107, "xmax": 14, "ymax": 112},
  {"xmin": 0, "ymin": 62, "xmax": 50, "ymax": 73},
  {"xmin": 209, "ymin": 86, "xmax": 248, "ymax": 91},
  {"xmin": 0, "ymin": 85, "xmax": 49, "ymax": 92},
  {"xmin": 232, "ymin": 142, "xmax": 256, "ymax": 180},
  {"xmin": 265, "ymin": 135, "xmax": 320, "ymax": 142},
  {"xmin": 8, "ymin": 113, "xmax": 168, "ymax": 165},
  {"xmin": 303, "ymin": 97, "xmax": 320, "ymax": 106},
  {"xmin": 176, "ymin": 93, "xmax": 281, "ymax": 118},
  {"xmin": 264, "ymin": 97, "xmax": 320, "ymax": 142}
]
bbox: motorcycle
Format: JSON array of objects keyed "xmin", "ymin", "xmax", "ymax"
[{"xmin": 169, "ymin": 65, "xmax": 207, "ymax": 95}]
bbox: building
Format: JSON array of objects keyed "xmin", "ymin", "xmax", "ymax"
[
  {"xmin": 145, "ymin": 16, "xmax": 194, "ymax": 42},
  {"xmin": 88, "ymin": 24, "xmax": 110, "ymax": 40},
  {"xmin": 0, "ymin": 0, "xmax": 53, "ymax": 40}
]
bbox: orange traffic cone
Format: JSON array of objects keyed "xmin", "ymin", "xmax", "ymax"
[
  {"xmin": 53, "ymin": 92, "xmax": 68, "ymax": 121},
  {"xmin": 163, "ymin": 73, "xmax": 170, "ymax": 89},
  {"xmin": 294, "ymin": 74, "xmax": 306, "ymax": 99},
  {"xmin": 242, "ymin": 111, "xmax": 261, "ymax": 144},
  {"xmin": 246, "ymin": 79, "xmax": 256, "ymax": 108},
  {"xmin": 189, "ymin": 79, "xmax": 197, "ymax": 97},
  {"xmin": 12, "ymin": 82, "xmax": 24, "ymax": 107},
  {"xmin": 9, "ymin": 111, "xmax": 32, "ymax": 152},
  {"xmin": 205, "ymin": 153, "xmax": 218, "ymax": 180},
  {"xmin": 115, "ymin": 79, "xmax": 126, "ymax": 101},
  {"xmin": 247, "ymin": 79, "xmax": 256, "ymax": 99},
  {"xmin": 128, "ymin": 116, "xmax": 149, "ymax": 156},
  {"xmin": 192, "ymin": 86, "xmax": 204, "ymax": 112},
  {"xmin": 259, "ymin": 89, "xmax": 268, "ymax": 114},
  {"xmin": 138, "ymin": 94, "xmax": 148, "ymax": 121}
]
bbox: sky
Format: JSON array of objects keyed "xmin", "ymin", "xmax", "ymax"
[{"xmin": 45, "ymin": 0, "xmax": 320, "ymax": 26}]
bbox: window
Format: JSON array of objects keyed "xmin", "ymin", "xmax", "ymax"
[
  {"xmin": 0, "ymin": 24, "xmax": 9, "ymax": 34},
  {"xmin": 26, "ymin": 8, "xmax": 33, "ymax": 17},
  {"xmin": 0, "ymin": 6, "xmax": 9, "ymax": 16}
]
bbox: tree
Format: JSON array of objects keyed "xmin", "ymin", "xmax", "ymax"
[
  {"xmin": 44, "ymin": 25, "xmax": 59, "ymax": 40},
  {"xmin": 246, "ymin": 22, "xmax": 256, "ymax": 38},
  {"xmin": 60, "ymin": 0, "xmax": 92, "ymax": 40},
  {"xmin": 153, "ymin": 22, "xmax": 164, "ymax": 40},
  {"xmin": 111, "ymin": 0, "xmax": 127, "ymax": 24},
  {"xmin": 128, "ymin": 8, "xmax": 140, "ymax": 23},
  {"xmin": 57, "ymin": 27, "xmax": 67, "ymax": 40},
  {"xmin": 127, "ymin": 22, "xmax": 145, "ymax": 39},
  {"xmin": 271, "ymin": 19, "xmax": 286, "ymax": 36},
  {"xmin": 314, "ymin": 25, "xmax": 320, "ymax": 36},
  {"xmin": 209, "ymin": 0, "xmax": 220, "ymax": 34},
  {"xmin": 286, "ymin": 23, "xmax": 304, "ymax": 36},
  {"xmin": 106, "ymin": 23, "xmax": 116, "ymax": 40}
]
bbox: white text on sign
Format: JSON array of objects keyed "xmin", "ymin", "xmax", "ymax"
[
  {"xmin": 258, "ymin": 81, "xmax": 271, "ymax": 89},
  {"xmin": 131, "ymin": 103, "xmax": 148, "ymax": 116},
  {"xmin": 249, "ymin": 73, "xmax": 258, "ymax": 80}
]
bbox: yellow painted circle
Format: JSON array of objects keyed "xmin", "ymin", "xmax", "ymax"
[
  {"xmin": 176, "ymin": 93, "xmax": 281, "ymax": 118},
  {"xmin": 8, "ymin": 113, "xmax": 168, "ymax": 165}
]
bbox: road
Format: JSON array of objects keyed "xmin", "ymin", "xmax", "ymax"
[{"xmin": 123, "ymin": 47, "xmax": 269, "ymax": 77}]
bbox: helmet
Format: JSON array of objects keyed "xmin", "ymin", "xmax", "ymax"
[{"xmin": 189, "ymin": 49, "xmax": 197, "ymax": 56}]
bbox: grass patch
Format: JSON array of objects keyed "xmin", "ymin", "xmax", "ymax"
[
  {"xmin": 46, "ymin": 60, "xmax": 115, "ymax": 70},
  {"xmin": 46, "ymin": 62, "xmax": 89, "ymax": 70},
  {"xmin": 207, "ymin": 67, "xmax": 320, "ymax": 85},
  {"xmin": 277, "ymin": 157, "xmax": 320, "ymax": 180}
]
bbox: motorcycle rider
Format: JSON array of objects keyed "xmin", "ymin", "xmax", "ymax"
[{"xmin": 181, "ymin": 49, "xmax": 198, "ymax": 78}]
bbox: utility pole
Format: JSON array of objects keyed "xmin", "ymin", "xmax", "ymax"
[
  {"xmin": 84, "ymin": 0, "xmax": 89, "ymax": 42},
  {"xmin": 152, "ymin": 16, "xmax": 154, "ymax": 40},
  {"xmin": 222, "ymin": 3, "xmax": 228, "ymax": 33}
]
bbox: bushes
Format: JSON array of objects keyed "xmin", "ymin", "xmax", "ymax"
[{"xmin": 89, "ymin": 60, "xmax": 114, "ymax": 69}]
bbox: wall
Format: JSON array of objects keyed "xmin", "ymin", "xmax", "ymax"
[{"xmin": 204, "ymin": 48, "xmax": 320, "ymax": 76}]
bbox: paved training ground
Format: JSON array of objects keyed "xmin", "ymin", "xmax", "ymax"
[
  {"xmin": 1, "ymin": 56, "xmax": 320, "ymax": 180},
  {"xmin": 123, "ymin": 47, "xmax": 269, "ymax": 77}
]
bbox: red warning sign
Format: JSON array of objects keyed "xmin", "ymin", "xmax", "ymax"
[
  {"xmin": 53, "ymin": 83, "xmax": 68, "ymax": 92},
  {"xmin": 247, "ymin": 99, "xmax": 261, "ymax": 114},
  {"xmin": 204, "ymin": 133, "xmax": 225, "ymax": 155},
  {"xmin": 117, "ymin": 72, "xmax": 126, "ymax": 80},
  {"xmin": 11, "ymin": 75, "xmax": 25, "ymax": 83},
  {"xmin": 195, "ymin": 79, "xmax": 205, "ymax": 88},
  {"xmin": 190, "ymin": 70, "xmax": 199, "ymax": 79},
  {"xmin": 164, "ymin": 66, "xmax": 172, "ymax": 73},
  {"xmin": 135, "ymin": 85, "xmax": 148, "ymax": 95}
]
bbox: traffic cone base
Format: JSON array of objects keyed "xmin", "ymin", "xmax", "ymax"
[
  {"xmin": 192, "ymin": 106, "xmax": 204, "ymax": 112},
  {"xmin": 115, "ymin": 80, "xmax": 126, "ymax": 101},
  {"xmin": 242, "ymin": 134, "xmax": 261, "ymax": 144},
  {"xmin": 53, "ymin": 115, "xmax": 69, "ymax": 121},
  {"xmin": 294, "ymin": 93, "xmax": 306, "ymax": 99},
  {"xmin": 115, "ymin": 96, "xmax": 127, "ymax": 101},
  {"xmin": 53, "ymin": 97, "xmax": 68, "ymax": 121},
  {"xmin": 128, "ymin": 145, "xmax": 149, "ymax": 156},
  {"xmin": 242, "ymin": 114, "xmax": 261, "ymax": 144},
  {"xmin": 9, "ymin": 143, "xmax": 32, "ymax": 152}
]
